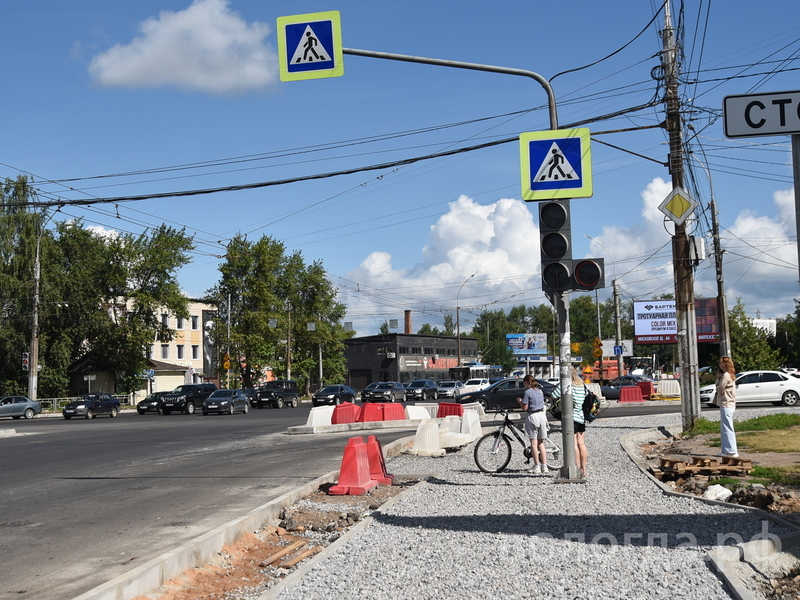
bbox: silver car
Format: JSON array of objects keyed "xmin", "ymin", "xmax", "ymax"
[
  {"xmin": 700, "ymin": 370, "xmax": 800, "ymax": 406},
  {"xmin": 0, "ymin": 396, "xmax": 42, "ymax": 420}
]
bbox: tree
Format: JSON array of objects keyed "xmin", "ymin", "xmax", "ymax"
[
  {"xmin": 379, "ymin": 321, "xmax": 390, "ymax": 334},
  {"xmin": 728, "ymin": 299, "xmax": 781, "ymax": 371},
  {"xmin": 775, "ymin": 299, "xmax": 800, "ymax": 368},
  {"xmin": 417, "ymin": 323, "xmax": 442, "ymax": 335}
]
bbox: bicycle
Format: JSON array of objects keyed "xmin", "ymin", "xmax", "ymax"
[{"xmin": 473, "ymin": 406, "xmax": 563, "ymax": 473}]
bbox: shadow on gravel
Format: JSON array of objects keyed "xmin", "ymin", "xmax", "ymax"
[{"xmin": 369, "ymin": 511, "xmax": 778, "ymax": 549}]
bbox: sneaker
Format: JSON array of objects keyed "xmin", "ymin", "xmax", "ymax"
[
  {"xmin": 723, "ymin": 453, "xmax": 740, "ymax": 458},
  {"xmin": 529, "ymin": 464, "xmax": 542, "ymax": 474},
  {"xmin": 541, "ymin": 464, "xmax": 550, "ymax": 472}
]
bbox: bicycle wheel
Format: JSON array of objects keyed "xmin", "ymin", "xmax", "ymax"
[
  {"xmin": 544, "ymin": 432, "xmax": 563, "ymax": 469},
  {"xmin": 474, "ymin": 431, "xmax": 513, "ymax": 473}
]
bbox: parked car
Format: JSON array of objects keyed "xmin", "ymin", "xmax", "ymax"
[
  {"xmin": 255, "ymin": 380, "xmax": 300, "ymax": 409},
  {"xmin": 404, "ymin": 379, "xmax": 438, "ymax": 401},
  {"xmin": 137, "ymin": 391, "xmax": 170, "ymax": 415},
  {"xmin": 698, "ymin": 366, "xmax": 717, "ymax": 385},
  {"xmin": 62, "ymin": 393, "xmax": 120, "ymax": 419},
  {"xmin": 700, "ymin": 370, "xmax": 800, "ymax": 406},
  {"xmin": 161, "ymin": 383, "xmax": 217, "ymax": 415},
  {"xmin": 202, "ymin": 389, "xmax": 250, "ymax": 415},
  {"xmin": 359, "ymin": 382, "xmax": 380, "ymax": 401},
  {"xmin": 312, "ymin": 384, "xmax": 357, "ymax": 406},
  {"xmin": 456, "ymin": 377, "xmax": 524, "ymax": 410},
  {"xmin": 600, "ymin": 375, "xmax": 653, "ymax": 400},
  {"xmin": 462, "ymin": 378, "xmax": 490, "ymax": 394},
  {"xmin": 436, "ymin": 380, "xmax": 465, "ymax": 398},
  {"xmin": 0, "ymin": 395, "xmax": 42, "ymax": 420},
  {"xmin": 362, "ymin": 381, "xmax": 405, "ymax": 403}
]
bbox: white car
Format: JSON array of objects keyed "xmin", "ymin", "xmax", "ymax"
[
  {"xmin": 462, "ymin": 378, "xmax": 490, "ymax": 394},
  {"xmin": 436, "ymin": 380, "xmax": 465, "ymax": 398},
  {"xmin": 699, "ymin": 370, "xmax": 800, "ymax": 406}
]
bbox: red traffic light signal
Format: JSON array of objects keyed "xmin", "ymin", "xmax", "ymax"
[
  {"xmin": 572, "ymin": 258, "xmax": 605, "ymax": 290},
  {"xmin": 22, "ymin": 352, "xmax": 30, "ymax": 371}
]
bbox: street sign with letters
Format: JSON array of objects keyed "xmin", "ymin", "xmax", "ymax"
[
  {"xmin": 724, "ymin": 90, "xmax": 800, "ymax": 138},
  {"xmin": 277, "ymin": 11, "xmax": 343, "ymax": 82}
]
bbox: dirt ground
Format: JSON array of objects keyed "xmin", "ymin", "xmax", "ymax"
[
  {"xmin": 132, "ymin": 478, "xmax": 418, "ymax": 600},
  {"xmin": 641, "ymin": 433, "xmax": 800, "ymax": 600}
]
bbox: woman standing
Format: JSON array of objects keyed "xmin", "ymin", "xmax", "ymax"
[
  {"xmin": 550, "ymin": 367, "xmax": 589, "ymax": 478},
  {"xmin": 716, "ymin": 356, "xmax": 738, "ymax": 458}
]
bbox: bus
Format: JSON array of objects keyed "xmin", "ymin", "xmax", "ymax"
[{"xmin": 449, "ymin": 364, "xmax": 504, "ymax": 382}]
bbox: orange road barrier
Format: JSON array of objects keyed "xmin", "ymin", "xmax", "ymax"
[{"xmin": 329, "ymin": 437, "xmax": 379, "ymax": 496}]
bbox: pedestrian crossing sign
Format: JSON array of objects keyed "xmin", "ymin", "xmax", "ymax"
[
  {"xmin": 277, "ymin": 11, "xmax": 343, "ymax": 82},
  {"xmin": 520, "ymin": 128, "xmax": 593, "ymax": 201}
]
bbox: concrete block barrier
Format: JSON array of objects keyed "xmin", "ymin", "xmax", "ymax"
[
  {"xmin": 405, "ymin": 405, "xmax": 433, "ymax": 420},
  {"xmin": 408, "ymin": 419, "xmax": 445, "ymax": 456},
  {"xmin": 305, "ymin": 406, "xmax": 334, "ymax": 427},
  {"xmin": 460, "ymin": 409, "xmax": 482, "ymax": 441},
  {"xmin": 656, "ymin": 379, "xmax": 681, "ymax": 397},
  {"xmin": 415, "ymin": 403, "xmax": 439, "ymax": 419},
  {"xmin": 438, "ymin": 415, "xmax": 462, "ymax": 434}
]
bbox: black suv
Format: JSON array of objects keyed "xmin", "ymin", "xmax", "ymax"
[
  {"xmin": 404, "ymin": 379, "xmax": 438, "ymax": 401},
  {"xmin": 161, "ymin": 383, "xmax": 217, "ymax": 415},
  {"xmin": 255, "ymin": 380, "xmax": 299, "ymax": 409}
]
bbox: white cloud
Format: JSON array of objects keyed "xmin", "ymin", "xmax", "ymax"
[
  {"xmin": 343, "ymin": 182, "xmax": 799, "ymax": 336},
  {"xmin": 86, "ymin": 224, "xmax": 119, "ymax": 239},
  {"xmin": 88, "ymin": 0, "xmax": 277, "ymax": 95}
]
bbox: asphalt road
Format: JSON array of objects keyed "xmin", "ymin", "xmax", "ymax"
[
  {"xmin": 0, "ymin": 404, "xmax": 411, "ymax": 600},
  {"xmin": 0, "ymin": 399, "xmax": 723, "ymax": 600}
]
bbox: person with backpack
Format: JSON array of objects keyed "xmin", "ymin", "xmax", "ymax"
[
  {"xmin": 549, "ymin": 367, "xmax": 590, "ymax": 478},
  {"xmin": 517, "ymin": 375, "xmax": 551, "ymax": 474}
]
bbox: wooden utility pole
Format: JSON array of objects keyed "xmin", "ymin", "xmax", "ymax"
[{"xmin": 663, "ymin": 0, "xmax": 701, "ymax": 430}]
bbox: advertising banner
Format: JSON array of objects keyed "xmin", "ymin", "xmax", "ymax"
[
  {"xmin": 633, "ymin": 298, "xmax": 720, "ymax": 344},
  {"xmin": 506, "ymin": 333, "xmax": 548, "ymax": 355}
]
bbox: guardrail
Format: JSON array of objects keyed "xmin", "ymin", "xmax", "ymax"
[{"xmin": 38, "ymin": 395, "xmax": 133, "ymax": 411}]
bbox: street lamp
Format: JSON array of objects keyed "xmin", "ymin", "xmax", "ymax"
[
  {"xmin": 585, "ymin": 235, "xmax": 623, "ymax": 380},
  {"xmin": 456, "ymin": 273, "xmax": 476, "ymax": 367}
]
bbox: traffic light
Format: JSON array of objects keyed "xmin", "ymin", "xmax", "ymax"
[
  {"xmin": 22, "ymin": 352, "xmax": 29, "ymax": 371},
  {"xmin": 572, "ymin": 258, "xmax": 605, "ymax": 291},
  {"xmin": 539, "ymin": 200, "xmax": 572, "ymax": 292}
]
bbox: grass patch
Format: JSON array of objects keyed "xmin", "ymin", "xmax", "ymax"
[
  {"xmin": 738, "ymin": 427, "xmax": 800, "ymax": 453},
  {"xmin": 708, "ymin": 477, "xmax": 739, "ymax": 487},
  {"xmin": 686, "ymin": 414, "xmax": 800, "ymax": 437},
  {"xmin": 749, "ymin": 465, "xmax": 800, "ymax": 486}
]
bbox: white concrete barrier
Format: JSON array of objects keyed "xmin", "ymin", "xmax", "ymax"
[
  {"xmin": 460, "ymin": 409, "xmax": 482, "ymax": 441},
  {"xmin": 405, "ymin": 405, "xmax": 433, "ymax": 420},
  {"xmin": 438, "ymin": 415, "xmax": 462, "ymax": 434},
  {"xmin": 460, "ymin": 402, "xmax": 486, "ymax": 418},
  {"xmin": 414, "ymin": 403, "xmax": 439, "ymax": 419},
  {"xmin": 305, "ymin": 405, "xmax": 334, "ymax": 427},
  {"xmin": 408, "ymin": 419, "xmax": 445, "ymax": 456},
  {"xmin": 656, "ymin": 379, "xmax": 681, "ymax": 397}
]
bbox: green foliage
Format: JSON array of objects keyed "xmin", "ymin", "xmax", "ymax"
[
  {"xmin": 686, "ymin": 414, "xmax": 800, "ymax": 438},
  {"xmin": 775, "ymin": 299, "xmax": 800, "ymax": 368},
  {"xmin": 748, "ymin": 465, "xmax": 800, "ymax": 486},
  {"xmin": 728, "ymin": 298, "xmax": 780, "ymax": 371},
  {"xmin": 207, "ymin": 236, "xmax": 346, "ymax": 394}
]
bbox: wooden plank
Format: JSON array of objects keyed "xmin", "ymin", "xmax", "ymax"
[
  {"xmin": 279, "ymin": 546, "xmax": 321, "ymax": 569},
  {"xmin": 262, "ymin": 540, "xmax": 307, "ymax": 566}
]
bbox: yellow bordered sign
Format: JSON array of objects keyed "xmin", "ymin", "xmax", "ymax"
[
  {"xmin": 520, "ymin": 128, "xmax": 593, "ymax": 201},
  {"xmin": 277, "ymin": 11, "xmax": 343, "ymax": 82}
]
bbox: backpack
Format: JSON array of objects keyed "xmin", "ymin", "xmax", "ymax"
[{"xmin": 582, "ymin": 386, "xmax": 601, "ymax": 423}]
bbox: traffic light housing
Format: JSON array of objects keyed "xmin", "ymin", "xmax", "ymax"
[
  {"xmin": 572, "ymin": 258, "xmax": 605, "ymax": 291},
  {"xmin": 22, "ymin": 352, "xmax": 29, "ymax": 371},
  {"xmin": 539, "ymin": 200, "xmax": 572, "ymax": 292}
]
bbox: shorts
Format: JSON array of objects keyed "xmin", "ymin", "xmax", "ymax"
[
  {"xmin": 574, "ymin": 421, "xmax": 586, "ymax": 434},
  {"xmin": 525, "ymin": 411, "xmax": 549, "ymax": 439}
]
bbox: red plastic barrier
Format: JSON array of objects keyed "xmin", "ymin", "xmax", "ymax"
[
  {"xmin": 329, "ymin": 437, "xmax": 379, "ymax": 496},
  {"xmin": 618, "ymin": 386, "xmax": 644, "ymax": 403},
  {"xmin": 358, "ymin": 402, "xmax": 383, "ymax": 423},
  {"xmin": 637, "ymin": 381, "xmax": 655, "ymax": 400},
  {"xmin": 365, "ymin": 435, "xmax": 394, "ymax": 485},
  {"xmin": 331, "ymin": 402, "xmax": 360, "ymax": 424},
  {"xmin": 437, "ymin": 402, "xmax": 464, "ymax": 418},
  {"xmin": 381, "ymin": 403, "xmax": 406, "ymax": 421}
]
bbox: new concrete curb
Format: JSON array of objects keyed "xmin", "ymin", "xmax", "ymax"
[
  {"xmin": 620, "ymin": 427, "xmax": 800, "ymax": 600},
  {"xmin": 70, "ymin": 435, "xmax": 415, "ymax": 600}
]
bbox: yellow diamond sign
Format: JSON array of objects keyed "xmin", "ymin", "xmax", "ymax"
[{"xmin": 658, "ymin": 186, "xmax": 697, "ymax": 226}]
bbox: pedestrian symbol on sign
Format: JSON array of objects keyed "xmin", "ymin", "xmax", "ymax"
[
  {"xmin": 290, "ymin": 26, "xmax": 331, "ymax": 64},
  {"xmin": 535, "ymin": 144, "xmax": 577, "ymax": 182}
]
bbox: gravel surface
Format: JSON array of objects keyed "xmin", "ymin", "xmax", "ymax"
[{"xmin": 269, "ymin": 411, "xmax": 795, "ymax": 600}]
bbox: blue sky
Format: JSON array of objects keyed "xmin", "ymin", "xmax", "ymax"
[{"xmin": 3, "ymin": 1, "xmax": 799, "ymax": 335}]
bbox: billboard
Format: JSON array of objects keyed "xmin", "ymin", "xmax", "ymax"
[
  {"xmin": 506, "ymin": 333, "xmax": 548, "ymax": 355},
  {"xmin": 634, "ymin": 298, "xmax": 720, "ymax": 344}
]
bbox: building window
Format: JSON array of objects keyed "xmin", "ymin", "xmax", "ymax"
[
  {"xmin": 160, "ymin": 344, "xmax": 169, "ymax": 359},
  {"xmin": 424, "ymin": 347, "xmax": 434, "ymax": 354},
  {"xmin": 177, "ymin": 345, "xmax": 185, "ymax": 360},
  {"xmin": 148, "ymin": 345, "xmax": 154, "ymax": 359},
  {"xmin": 176, "ymin": 317, "xmax": 184, "ymax": 330},
  {"xmin": 192, "ymin": 345, "xmax": 199, "ymax": 360},
  {"xmin": 161, "ymin": 313, "xmax": 169, "ymax": 328},
  {"xmin": 191, "ymin": 315, "xmax": 199, "ymax": 329},
  {"xmin": 399, "ymin": 346, "xmax": 409, "ymax": 354},
  {"xmin": 411, "ymin": 347, "xmax": 422, "ymax": 355}
]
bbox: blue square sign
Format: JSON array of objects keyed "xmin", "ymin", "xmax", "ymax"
[
  {"xmin": 520, "ymin": 128, "xmax": 593, "ymax": 201},
  {"xmin": 277, "ymin": 11, "xmax": 343, "ymax": 81}
]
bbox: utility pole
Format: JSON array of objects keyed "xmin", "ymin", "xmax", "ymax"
[
  {"xmin": 28, "ymin": 232, "xmax": 42, "ymax": 402},
  {"xmin": 613, "ymin": 280, "xmax": 624, "ymax": 378},
  {"xmin": 705, "ymin": 165, "xmax": 732, "ymax": 358},
  {"xmin": 663, "ymin": 0, "xmax": 700, "ymax": 430}
]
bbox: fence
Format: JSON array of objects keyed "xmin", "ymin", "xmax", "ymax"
[{"xmin": 38, "ymin": 395, "xmax": 133, "ymax": 411}]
